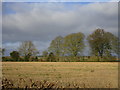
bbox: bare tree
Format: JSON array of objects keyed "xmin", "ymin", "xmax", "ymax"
[{"xmin": 18, "ymin": 41, "xmax": 39, "ymax": 61}]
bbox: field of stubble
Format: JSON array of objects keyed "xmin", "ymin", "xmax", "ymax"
[{"xmin": 2, "ymin": 62, "xmax": 118, "ymax": 88}]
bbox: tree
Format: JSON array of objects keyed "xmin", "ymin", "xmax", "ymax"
[
  {"xmin": 47, "ymin": 52, "xmax": 56, "ymax": 62},
  {"xmin": 10, "ymin": 51, "xmax": 20, "ymax": 61},
  {"xmin": 18, "ymin": 41, "xmax": 39, "ymax": 61},
  {"xmin": 48, "ymin": 36, "xmax": 64, "ymax": 56},
  {"xmin": 1, "ymin": 48, "xmax": 5, "ymax": 56},
  {"xmin": 87, "ymin": 29, "xmax": 118, "ymax": 58},
  {"xmin": 110, "ymin": 34, "xmax": 119, "ymax": 56},
  {"xmin": 0, "ymin": 48, "xmax": 2, "ymax": 56},
  {"xmin": 42, "ymin": 50, "xmax": 48, "ymax": 57},
  {"xmin": 0, "ymin": 48, "xmax": 6, "ymax": 61},
  {"xmin": 63, "ymin": 32, "xmax": 85, "ymax": 57}
]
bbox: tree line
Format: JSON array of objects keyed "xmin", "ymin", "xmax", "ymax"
[{"xmin": 1, "ymin": 29, "xmax": 119, "ymax": 62}]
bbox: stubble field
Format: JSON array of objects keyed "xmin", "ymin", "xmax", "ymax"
[{"xmin": 2, "ymin": 62, "xmax": 118, "ymax": 88}]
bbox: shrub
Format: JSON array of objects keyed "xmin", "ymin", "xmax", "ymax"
[{"xmin": 47, "ymin": 52, "xmax": 56, "ymax": 62}]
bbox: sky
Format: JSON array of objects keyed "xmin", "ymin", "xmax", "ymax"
[
  {"xmin": 2, "ymin": 0, "xmax": 120, "ymax": 2},
  {"xmin": 2, "ymin": 2, "xmax": 118, "ymax": 56}
]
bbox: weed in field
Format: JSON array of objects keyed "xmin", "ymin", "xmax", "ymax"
[
  {"xmin": 2, "ymin": 77, "xmax": 94, "ymax": 88},
  {"xmin": 2, "ymin": 77, "xmax": 57, "ymax": 89},
  {"xmin": 90, "ymin": 70, "xmax": 94, "ymax": 72}
]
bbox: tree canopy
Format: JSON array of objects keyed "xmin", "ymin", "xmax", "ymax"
[
  {"xmin": 10, "ymin": 51, "xmax": 20, "ymax": 61},
  {"xmin": 48, "ymin": 36, "xmax": 64, "ymax": 56},
  {"xmin": 87, "ymin": 29, "xmax": 118, "ymax": 58},
  {"xmin": 63, "ymin": 32, "xmax": 85, "ymax": 56}
]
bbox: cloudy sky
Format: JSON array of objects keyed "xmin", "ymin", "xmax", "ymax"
[{"xmin": 2, "ymin": 2, "xmax": 118, "ymax": 56}]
